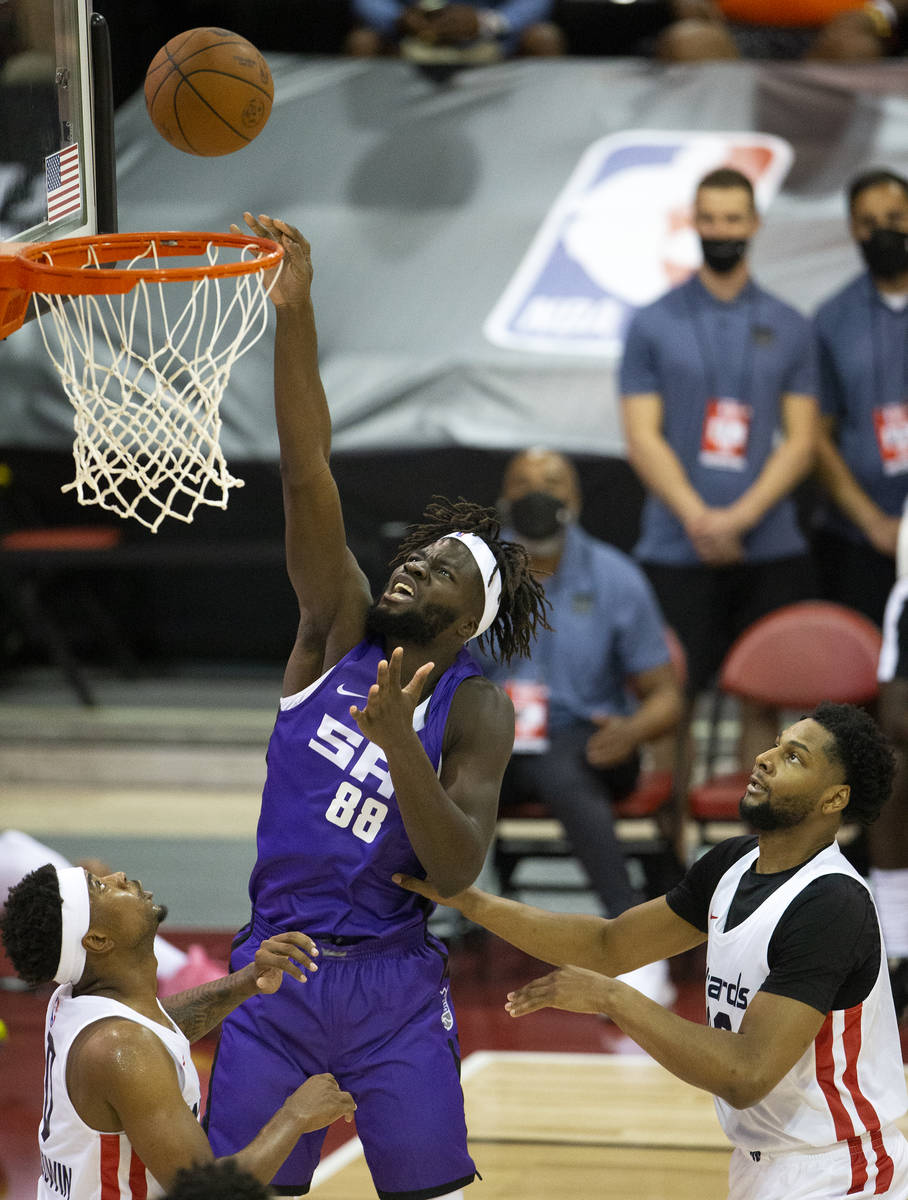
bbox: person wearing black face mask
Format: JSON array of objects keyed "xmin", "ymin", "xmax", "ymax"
[
  {"xmin": 475, "ymin": 448, "xmax": 684, "ymax": 1007},
  {"xmin": 621, "ymin": 166, "xmax": 820, "ymax": 779},
  {"xmin": 812, "ymin": 168, "xmax": 908, "ymax": 629}
]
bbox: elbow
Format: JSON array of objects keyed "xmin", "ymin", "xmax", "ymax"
[
  {"xmin": 624, "ymin": 434, "xmax": 648, "ymax": 477},
  {"xmin": 664, "ymin": 685, "xmax": 685, "ymax": 730},
  {"xmin": 792, "ymin": 433, "xmax": 819, "ymax": 481},
  {"xmin": 718, "ymin": 1069, "xmax": 773, "ymax": 1110},
  {"xmin": 433, "ymin": 852, "xmax": 485, "ymax": 899},
  {"xmin": 435, "ymin": 869, "xmax": 478, "ymax": 899}
]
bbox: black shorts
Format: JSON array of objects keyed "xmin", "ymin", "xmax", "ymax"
[
  {"xmin": 643, "ymin": 554, "xmax": 818, "ymax": 695},
  {"xmin": 812, "ymin": 528, "xmax": 896, "ymax": 629}
]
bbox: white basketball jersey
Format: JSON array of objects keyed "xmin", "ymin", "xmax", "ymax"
[
  {"xmin": 706, "ymin": 842, "xmax": 907, "ymax": 1163},
  {"xmin": 37, "ymin": 984, "xmax": 201, "ymax": 1200},
  {"xmin": 879, "ymin": 575, "xmax": 908, "ymax": 683}
]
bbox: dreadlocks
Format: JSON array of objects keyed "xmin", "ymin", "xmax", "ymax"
[{"xmin": 393, "ymin": 496, "xmax": 551, "ymax": 665}]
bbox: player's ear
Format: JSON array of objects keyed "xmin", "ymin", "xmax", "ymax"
[
  {"xmin": 821, "ymin": 783, "xmax": 850, "ymax": 816},
  {"xmin": 456, "ymin": 615, "xmax": 478, "ymax": 642},
  {"xmin": 83, "ymin": 928, "xmax": 115, "ymax": 956}
]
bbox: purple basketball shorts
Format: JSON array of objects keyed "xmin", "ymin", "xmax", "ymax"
[{"xmin": 204, "ymin": 914, "xmax": 477, "ymax": 1199}]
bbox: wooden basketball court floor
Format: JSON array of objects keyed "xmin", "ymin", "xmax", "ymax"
[
  {"xmin": 307, "ymin": 1051, "xmax": 908, "ymax": 1200},
  {"xmin": 310, "ymin": 1051, "xmax": 737, "ymax": 1199}
]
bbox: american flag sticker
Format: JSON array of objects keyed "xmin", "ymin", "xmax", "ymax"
[{"xmin": 45, "ymin": 143, "xmax": 82, "ymax": 223}]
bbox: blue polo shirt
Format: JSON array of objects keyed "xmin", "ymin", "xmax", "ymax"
[
  {"xmin": 476, "ymin": 523, "xmax": 670, "ymax": 731},
  {"xmin": 814, "ymin": 272, "xmax": 908, "ymax": 543},
  {"xmin": 620, "ymin": 275, "xmax": 817, "ymax": 566}
]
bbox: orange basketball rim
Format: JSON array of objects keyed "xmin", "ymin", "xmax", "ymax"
[{"xmin": 0, "ymin": 229, "xmax": 282, "ymax": 339}]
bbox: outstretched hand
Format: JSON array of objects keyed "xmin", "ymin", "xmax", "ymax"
[
  {"xmin": 505, "ymin": 965, "xmax": 612, "ymax": 1018},
  {"xmin": 230, "ymin": 212, "xmax": 313, "ymax": 308},
  {"xmin": 252, "ymin": 931, "xmax": 319, "ymax": 993},
  {"xmin": 349, "ymin": 647, "xmax": 435, "ymax": 751}
]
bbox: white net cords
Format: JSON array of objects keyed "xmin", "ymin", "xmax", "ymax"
[{"xmin": 34, "ymin": 238, "xmax": 282, "ymax": 532}]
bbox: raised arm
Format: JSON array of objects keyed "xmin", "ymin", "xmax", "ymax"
[
  {"xmin": 393, "ymin": 876, "xmax": 705, "ymax": 972},
  {"xmin": 398, "ymin": 878, "xmax": 824, "ymax": 1110},
  {"xmin": 235, "ymin": 215, "xmax": 371, "ymax": 689},
  {"xmin": 506, "ymin": 969, "xmax": 825, "ymax": 1109},
  {"xmin": 351, "ymin": 654, "xmax": 515, "ymax": 895}
]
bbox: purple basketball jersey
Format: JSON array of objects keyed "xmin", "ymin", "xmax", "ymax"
[{"xmin": 249, "ymin": 638, "xmax": 482, "ymax": 938}]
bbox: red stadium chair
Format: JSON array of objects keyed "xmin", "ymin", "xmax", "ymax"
[{"xmin": 686, "ymin": 601, "xmax": 882, "ymax": 846}]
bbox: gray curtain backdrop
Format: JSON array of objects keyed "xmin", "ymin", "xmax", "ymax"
[{"xmin": 3, "ymin": 57, "xmax": 908, "ymax": 460}]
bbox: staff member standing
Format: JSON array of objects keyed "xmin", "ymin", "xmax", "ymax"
[
  {"xmin": 620, "ymin": 166, "xmax": 819, "ymax": 772},
  {"xmin": 812, "ymin": 168, "xmax": 908, "ymax": 626}
]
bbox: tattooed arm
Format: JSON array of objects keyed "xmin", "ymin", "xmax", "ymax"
[{"xmin": 160, "ymin": 931, "xmax": 319, "ymax": 1041}]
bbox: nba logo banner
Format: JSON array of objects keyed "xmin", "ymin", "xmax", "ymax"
[{"xmin": 484, "ymin": 131, "xmax": 793, "ymax": 360}]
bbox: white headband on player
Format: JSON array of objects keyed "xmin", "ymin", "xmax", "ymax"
[
  {"xmin": 53, "ymin": 867, "xmax": 91, "ymax": 986},
  {"xmin": 444, "ymin": 532, "xmax": 502, "ymax": 639}
]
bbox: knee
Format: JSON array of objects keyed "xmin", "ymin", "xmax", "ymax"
[
  {"xmin": 518, "ymin": 22, "xmax": 567, "ymax": 56},
  {"xmin": 655, "ymin": 18, "xmax": 739, "ymax": 61}
]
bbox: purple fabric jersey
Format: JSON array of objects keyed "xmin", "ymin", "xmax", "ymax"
[
  {"xmin": 250, "ymin": 637, "xmax": 482, "ymax": 938},
  {"xmin": 206, "ymin": 637, "xmax": 485, "ymax": 1198}
]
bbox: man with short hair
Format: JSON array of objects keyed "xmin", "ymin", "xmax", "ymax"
[
  {"xmin": 621, "ymin": 166, "xmax": 819, "ymax": 771},
  {"xmin": 0, "ymin": 864, "xmax": 355, "ymax": 1197},
  {"xmin": 812, "ymin": 168, "xmax": 908, "ymax": 626},
  {"xmin": 478, "ymin": 447, "xmax": 683, "ymax": 1002},
  {"xmin": 396, "ymin": 702, "xmax": 908, "ymax": 1199},
  {"xmin": 165, "ymin": 1160, "xmax": 273, "ymax": 1200}
]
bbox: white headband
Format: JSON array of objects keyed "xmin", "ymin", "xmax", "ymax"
[
  {"xmin": 444, "ymin": 532, "xmax": 502, "ymax": 639},
  {"xmin": 53, "ymin": 867, "xmax": 90, "ymax": 985}
]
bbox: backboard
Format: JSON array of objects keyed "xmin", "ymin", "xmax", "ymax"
[{"xmin": 0, "ymin": 0, "xmax": 116, "ymax": 246}]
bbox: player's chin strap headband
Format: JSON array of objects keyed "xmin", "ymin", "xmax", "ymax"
[
  {"xmin": 444, "ymin": 532, "xmax": 502, "ymax": 639},
  {"xmin": 53, "ymin": 867, "xmax": 91, "ymax": 986}
]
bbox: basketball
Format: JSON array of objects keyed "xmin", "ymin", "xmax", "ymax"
[{"xmin": 144, "ymin": 28, "xmax": 273, "ymax": 157}]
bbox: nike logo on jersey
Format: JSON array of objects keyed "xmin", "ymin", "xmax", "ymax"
[{"xmin": 337, "ymin": 684, "xmax": 368, "ymax": 699}]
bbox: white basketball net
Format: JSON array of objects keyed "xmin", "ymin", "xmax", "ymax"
[{"xmin": 33, "ymin": 237, "xmax": 280, "ymax": 532}]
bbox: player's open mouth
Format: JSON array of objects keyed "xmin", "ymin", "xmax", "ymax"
[
  {"xmin": 746, "ymin": 774, "xmax": 766, "ymax": 794},
  {"xmin": 384, "ymin": 578, "xmax": 417, "ymax": 602}
]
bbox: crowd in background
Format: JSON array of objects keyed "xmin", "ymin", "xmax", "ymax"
[{"xmin": 72, "ymin": 0, "xmax": 908, "ymax": 109}]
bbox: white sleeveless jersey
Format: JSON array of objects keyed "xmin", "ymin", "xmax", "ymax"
[
  {"xmin": 707, "ymin": 842, "xmax": 907, "ymax": 1162},
  {"xmin": 36, "ymin": 984, "xmax": 201, "ymax": 1200}
]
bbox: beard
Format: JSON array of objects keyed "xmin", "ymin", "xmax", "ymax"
[
  {"xmin": 738, "ymin": 790, "xmax": 805, "ymax": 832},
  {"xmin": 153, "ymin": 903, "xmax": 168, "ymax": 926},
  {"xmin": 365, "ymin": 599, "xmax": 459, "ymax": 645}
]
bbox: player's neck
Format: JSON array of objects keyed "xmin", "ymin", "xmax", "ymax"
[
  {"xmin": 753, "ymin": 825, "xmax": 838, "ymax": 874},
  {"xmin": 383, "ymin": 640, "xmax": 456, "ymax": 697},
  {"xmin": 698, "ymin": 262, "xmax": 751, "ymax": 303},
  {"xmin": 873, "ymin": 269, "xmax": 908, "ymax": 296},
  {"xmin": 74, "ymin": 958, "xmax": 162, "ymax": 1014}
]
